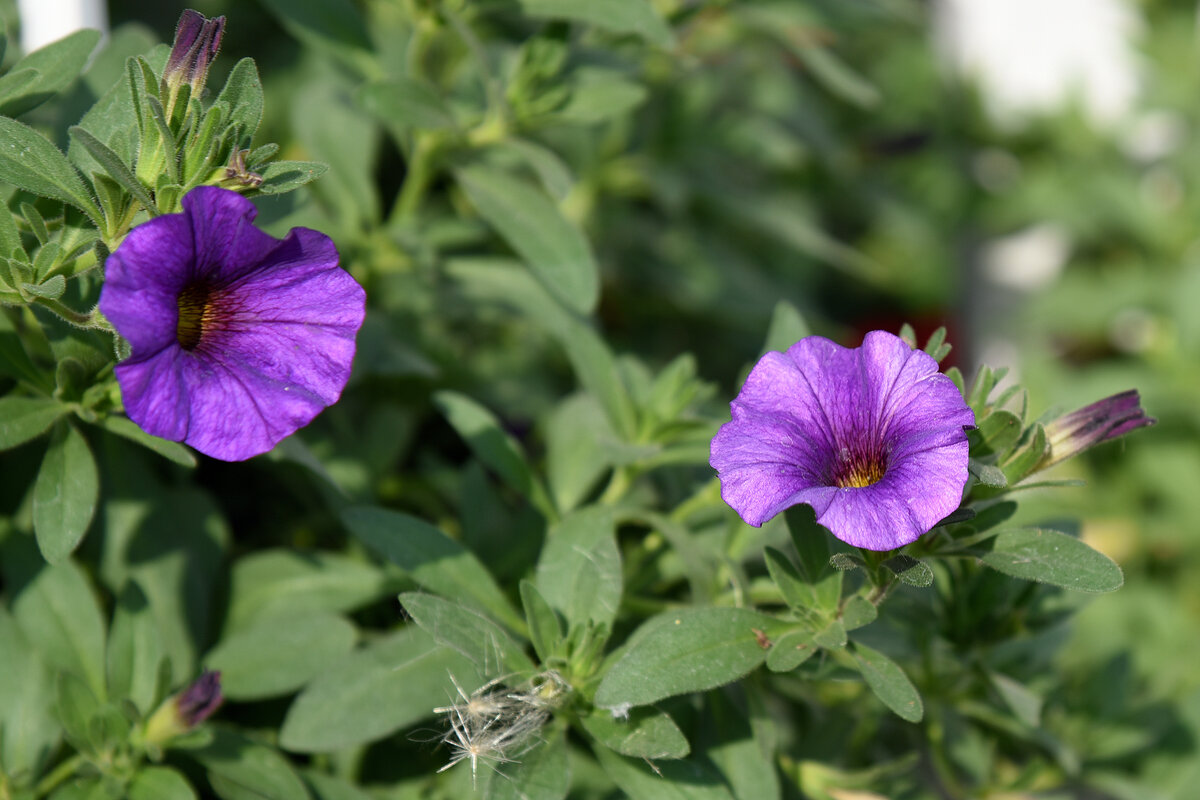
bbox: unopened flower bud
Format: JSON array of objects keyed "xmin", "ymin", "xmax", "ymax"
[
  {"xmin": 1040, "ymin": 390, "xmax": 1155, "ymax": 469},
  {"xmin": 143, "ymin": 670, "xmax": 223, "ymax": 746},
  {"xmin": 162, "ymin": 10, "xmax": 225, "ymax": 115}
]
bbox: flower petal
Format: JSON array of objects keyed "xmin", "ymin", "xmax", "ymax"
[
  {"xmin": 711, "ymin": 331, "xmax": 973, "ymax": 549},
  {"xmin": 114, "ymin": 346, "xmax": 192, "ymax": 442},
  {"xmin": 99, "ymin": 214, "xmax": 194, "ymax": 361},
  {"xmin": 182, "ymin": 186, "xmax": 280, "ymax": 284}
]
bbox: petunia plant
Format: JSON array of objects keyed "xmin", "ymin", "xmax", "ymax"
[{"xmin": 0, "ymin": 4, "xmax": 1181, "ymax": 800}]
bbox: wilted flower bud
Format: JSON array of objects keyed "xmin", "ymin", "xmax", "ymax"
[
  {"xmin": 210, "ymin": 149, "xmax": 264, "ymax": 191},
  {"xmin": 162, "ymin": 9, "xmax": 225, "ymax": 114},
  {"xmin": 1040, "ymin": 390, "xmax": 1155, "ymax": 469},
  {"xmin": 143, "ymin": 670, "xmax": 223, "ymax": 746}
]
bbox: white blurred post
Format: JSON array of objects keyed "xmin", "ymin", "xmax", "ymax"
[{"xmin": 16, "ymin": 0, "xmax": 109, "ymax": 53}]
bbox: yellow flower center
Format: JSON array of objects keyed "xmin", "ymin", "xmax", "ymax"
[
  {"xmin": 832, "ymin": 447, "xmax": 887, "ymax": 489},
  {"xmin": 176, "ymin": 283, "xmax": 215, "ymax": 350}
]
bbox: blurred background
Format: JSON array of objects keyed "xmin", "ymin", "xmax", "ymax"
[{"xmin": 3, "ymin": 0, "xmax": 1198, "ymax": 793}]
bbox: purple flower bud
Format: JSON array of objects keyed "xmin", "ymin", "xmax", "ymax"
[
  {"xmin": 177, "ymin": 669, "xmax": 223, "ymax": 727},
  {"xmin": 162, "ymin": 10, "xmax": 225, "ymax": 107},
  {"xmin": 1041, "ymin": 390, "xmax": 1155, "ymax": 469},
  {"xmin": 143, "ymin": 670, "xmax": 224, "ymax": 747}
]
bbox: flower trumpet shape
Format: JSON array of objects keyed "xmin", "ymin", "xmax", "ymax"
[
  {"xmin": 162, "ymin": 9, "xmax": 225, "ymax": 113},
  {"xmin": 710, "ymin": 331, "xmax": 974, "ymax": 550},
  {"xmin": 1040, "ymin": 389, "xmax": 1155, "ymax": 469},
  {"xmin": 99, "ymin": 186, "xmax": 366, "ymax": 461}
]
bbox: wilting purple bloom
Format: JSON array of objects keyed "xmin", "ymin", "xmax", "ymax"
[
  {"xmin": 1040, "ymin": 390, "xmax": 1155, "ymax": 469},
  {"xmin": 710, "ymin": 331, "xmax": 975, "ymax": 551},
  {"xmin": 177, "ymin": 670, "xmax": 223, "ymax": 727},
  {"xmin": 162, "ymin": 10, "xmax": 225, "ymax": 104},
  {"xmin": 99, "ymin": 186, "xmax": 365, "ymax": 461}
]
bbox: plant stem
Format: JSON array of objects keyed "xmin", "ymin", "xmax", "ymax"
[
  {"xmin": 33, "ymin": 298, "xmax": 113, "ymax": 332},
  {"xmin": 33, "ymin": 754, "xmax": 84, "ymax": 798}
]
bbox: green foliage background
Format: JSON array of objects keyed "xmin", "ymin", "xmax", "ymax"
[{"xmin": 0, "ymin": 0, "xmax": 1197, "ymax": 798}]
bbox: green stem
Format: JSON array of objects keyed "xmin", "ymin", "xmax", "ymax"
[
  {"xmin": 393, "ymin": 133, "xmax": 439, "ymax": 223},
  {"xmin": 33, "ymin": 298, "xmax": 113, "ymax": 332},
  {"xmin": 597, "ymin": 466, "xmax": 633, "ymax": 505},
  {"xmin": 33, "ymin": 754, "xmax": 84, "ymax": 798}
]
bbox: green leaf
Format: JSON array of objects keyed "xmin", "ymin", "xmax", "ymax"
[
  {"xmin": 98, "ymin": 415, "xmax": 196, "ymax": 467},
  {"xmin": 972, "ymin": 410, "xmax": 1023, "ymax": 457},
  {"xmin": 580, "ymin": 705, "xmax": 690, "ymax": 759},
  {"xmin": 213, "ymin": 58, "xmax": 264, "ymax": 146},
  {"xmin": 457, "ymin": 166, "xmax": 599, "ymax": 315},
  {"xmin": 763, "ymin": 546, "xmax": 810, "ymax": 613},
  {"xmin": 1001, "ymin": 423, "xmax": 1049, "ymax": 485},
  {"xmin": 54, "ymin": 671, "xmax": 102, "ymax": 753},
  {"xmin": 520, "ymin": 580, "xmax": 564, "ymax": 664},
  {"xmin": 204, "ymin": 613, "xmax": 357, "ymax": 701},
  {"xmin": 106, "ymin": 581, "xmax": 166, "ymax": 716},
  {"xmin": 840, "ymin": 596, "xmax": 877, "ymax": 631},
  {"xmin": 9, "ymin": 556, "xmax": 107, "ymax": 701},
  {"xmin": 190, "ymin": 728, "xmax": 311, "ymax": 800},
  {"xmin": 0, "ymin": 29, "xmax": 101, "ymax": 117},
  {"xmin": 481, "ymin": 725, "xmax": 569, "ymax": 800},
  {"xmin": 968, "ymin": 458, "xmax": 1007, "ymax": 488},
  {"xmin": 702, "ymin": 687, "xmax": 780, "ymax": 800},
  {"xmin": 446, "ymin": 259, "xmax": 637, "ymax": 438},
  {"xmin": 764, "ymin": 631, "xmax": 817, "ymax": 672},
  {"xmin": 256, "ymin": 160, "xmax": 329, "ymax": 195},
  {"xmin": 0, "ymin": 117, "xmax": 102, "ymax": 223},
  {"xmin": 356, "ymin": 77, "xmax": 455, "ymax": 131},
  {"xmin": 535, "ymin": 506, "xmax": 621, "ymax": 631},
  {"xmin": 762, "ymin": 300, "xmax": 810, "ymax": 355},
  {"xmin": 544, "ymin": 393, "xmax": 613, "ymax": 512},
  {"xmin": 850, "ymin": 641, "xmax": 923, "ymax": 722},
  {"xmin": 0, "ymin": 396, "xmax": 65, "ymax": 450},
  {"xmin": 883, "ymin": 555, "xmax": 934, "ymax": 588},
  {"xmin": 988, "ymin": 671, "xmax": 1043, "ymax": 727},
  {"xmin": 256, "ymin": 0, "xmax": 373, "ymax": 72},
  {"xmin": 34, "ymin": 422, "xmax": 99, "ymax": 564},
  {"xmin": 493, "ymin": 139, "xmax": 573, "ymax": 200},
  {"xmin": 301, "ymin": 772, "xmax": 373, "ymax": 800},
  {"xmin": 812, "ymin": 620, "xmax": 846, "ymax": 650},
  {"xmin": 517, "ymin": 0, "xmax": 673, "ymax": 46},
  {"xmin": 433, "ymin": 390, "xmax": 547, "ymax": 508},
  {"xmin": 593, "ymin": 747, "xmax": 736, "ymax": 800},
  {"xmin": 0, "ymin": 311, "xmax": 51, "ymax": 390},
  {"xmin": 594, "ymin": 608, "xmax": 785, "ymax": 708},
  {"xmin": 342, "ymin": 505, "xmax": 525, "ymax": 633},
  {"xmin": 0, "ymin": 197, "xmax": 24, "ymax": 260},
  {"xmin": 791, "ymin": 44, "xmax": 880, "ymax": 109},
  {"xmin": 0, "ymin": 607, "xmax": 60, "ymax": 778},
  {"xmin": 128, "ymin": 767, "xmax": 197, "ymax": 800},
  {"xmin": 224, "ymin": 549, "xmax": 389, "ymax": 634},
  {"xmin": 68, "ymin": 126, "xmax": 156, "ymax": 214},
  {"xmin": 557, "ymin": 74, "xmax": 647, "ymax": 124},
  {"xmin": 979, "ymin": 528, "xmax": 1123, "ymax": 592},
  {"xmin": 399, "ymin": 591, "xmax": 535, "ymax": 676},
  {"xmin": 279, "ymin": 626, "xmax": 483, "ymax": 752},
  {"xmin": 98, "ymin": 486, "xmax": 229, "ymax": 686}
]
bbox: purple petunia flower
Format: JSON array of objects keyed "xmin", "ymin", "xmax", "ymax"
[
  {"xmin": 99, "ymin": 186, "xmax": 366, "ymax": 461},
  {"xmin": 1040, "ymin": 389, "xmax": 1155, "ymax": 469},
  {"xmin": 710, "ymin": 331, "xmax": 975, "ymax": 551}
]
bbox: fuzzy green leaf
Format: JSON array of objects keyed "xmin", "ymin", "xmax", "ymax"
[
  {"xmin": 581, "ymin": 705, "xmax": 690, "ymax": 759},
  {"xmin": 851, "ymin": 641, "xmax": 923, "ymax": 722},
  {"xmin": 536, "ymin": 506, "xmax": 621, "ymax": 631},
  {"xmin": 342, "ymin": 505, "xmax": 525, "ymax": 633},
  {"xmin": 400, "ymin": 592, "xmax": 535, "ymax": 675},
  {"xmin": 0, "ymin": 117, "xmax": 102, "ymax": 223},
  {"xmin": 0, "ymin": 29, "xmax": 101, "ymax": 117},
  {"xmin": 0, "ymin": 396, "xmax": 66, "ymax": 450},
  {"xmin": 980, "ymin": 528, "xmax": 1123, "ymax": 593},
  {"xmin": 34, "ymin": 423, "xmax": 98, "ymax": 564},
  {"xmin": 280, "ymin": 627, "xmax": 482, "ymax": 752},
  {"xmin": 517, "ymin": 0, "xmax": 672, "ymax": 46},
  {"xmin": 594, "ymin": 608, "xmax": 785, "ymax": 708},
  {"xmin": 457, "ymin": 166, "xmax": 599, "ymax": 315}
]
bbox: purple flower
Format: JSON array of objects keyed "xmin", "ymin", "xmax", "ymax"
[
  {"xmin": 162, "ymin": 10, "xmax": 225, "ymax": 109},
  {"xmin": 710, "ymin": 331, "xmax": 975, "ymax": 551},
  {"xmin": 1040, "ymin": 390, "xmax": 1155, "ymax": 469},
  {"xmin": 177, "ymin": 669, "xmax": 224, "ymax": 727},
  {"xmin": 143, "ymin": 670, "xmax": 223, "ymax": 746},
  {"xmin": 99, "ymin": 186, "xmax": 365, "ymax": 461}
]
